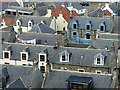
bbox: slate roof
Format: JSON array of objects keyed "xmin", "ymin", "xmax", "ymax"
[
  {"xmin": 28, "ymin": 23, "xmax": 56, "ymax": 34},
  {"xmin": 71, "ymin": 2, "xmax": 85, "ymax": 10},
  {"xmin": 44, "ymin": 70, "xmax": 112, "ymax": 88},
  {"xmin": 18, "ymin": 32, "xmax": 64, "ymax": 46},
  {"xmin": 88, "ymin": 8, "xmax": 104, "ymax": 17},
  {"xmin": 2, "ymin": 43, "xmax": 112, "ymax": 68},
  {"xmin": 1, "ymin": 67, "xmax": 9, "ymax": 79},
  {"xmin": 52, "ymin": 6, "xmax": 79, "ymax": 22},
  {"xmin": 13, "ymin": 15, "xmax": 52, "ymax": 27},
  {"xmin": 0, "ymin": 31, "xmax": 11, "ymax": 42},
  {"xmin": 68, "ymin": 16, "xmax": 112, "ymax": 32},
  {"xmin": 7, "ymin": 78, "xmax": 26, "ymax": 88},
  {"xmin": 98, "ymin": 33, "xmax": 120, "ymax": 40},
  {"xmin": 91, "ymin": 39, "xmax": 119, "ymax": 51},
  {"xmin": 0, "ymin": 64, "xmax": 43, "ymax": 88}
]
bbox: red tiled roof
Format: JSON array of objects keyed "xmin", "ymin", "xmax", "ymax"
[
  {"xmin": 1, "ymin": 17, "xmax": 15, "ymax": 26},
  {"xmin": 52, "ymin": 6, "xmax": 79, "ymax": 22}
]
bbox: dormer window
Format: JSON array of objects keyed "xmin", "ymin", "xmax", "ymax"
[
  {"xmin": 99, "ymin": 22, "xmax": 106, "ymax": 32},
  {"xmin": 21, "ymin": 52, "xmax": 28, "ymax": 60},
  {"xmin": 3, "ymin": 51, "xmax": 10, "ymax": 59},
  {"xmin": 94, "ymin": 53, "xmax": 105, "ymax": 65},
  {"xmin": 40, "ymin": 55, "xmax": 45, "ymax": 61},
  {"xmin": 28, "ymin": 20, "xmax": 33, "ymax": 27},
  {"xmin": 39, "ymin": 53, "xmax": 46, "ymax": 62},
  {"xmin": 16, "ymin": 20, "xmax": 21, "ymax": 26},
  {"xmin": 85, "ymin": 21, "xmax": 91, "ymax": 30},
  {"xmin": 73, "ymin": 24, "xmax": 77, "ymax": 29},
  {"xmin": 60, "ymin": 50, "xmax": 71, "ymax": 62}
]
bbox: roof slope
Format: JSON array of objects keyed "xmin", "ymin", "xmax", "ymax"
[
  {"xmin": 52, "ymin": 6, "xmax": 79, "ymax": 22},
  {"xmin": 44, "ymin": 70, "xmax": 112, "ymax": 88}
]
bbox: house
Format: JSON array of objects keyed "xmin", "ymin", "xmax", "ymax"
[
  {"xmin": 43, "ymin": 69, "xmax": 116, "ymax": 89},
  {"xmin": 66, "ymin": 2, "xmax": 86, "ymax": 15},
  {"xmin": 28, "ymin": 23, "xmax": 56, "ymax": 34},
  {"xmin": 0, "ymin": 65, "xmax": 43, "ymax": 89},
  {"xmin": 66, "ymin": 16, "xmax": 114, "ymax": 45},
  {"xmin": 13, "ymin": 15, "xmax": 54, "ymax": 33},
  {"xmin": 89, "ymin": 2, "xmax": 120, "ymax": 17},
  {"xmin": 51, "ymin": 6, "xmax": 79, "ymax": 33},
  {"xmin": 0, "ymin": 41, "xmax": 117, "ymax": 75}
]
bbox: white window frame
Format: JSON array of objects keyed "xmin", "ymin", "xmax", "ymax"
[
  {"xmin": 94, "ymin": 53, "xmax": 104, "ymax": 65},
  {"xmin": 39, "ymin": 53, "xmax": 46, "ymax": 62},
  {"xmin": 3, "ymin": 51, "xmax": 10, "ymax": 60},
  {"xmin": 20, "ymin": 52, "xmax": 28, "ymax": 61},
  {"xmin": 60, "ymin": 51, "xmax": 69, "ymax": 62},
  {"xmin": 16, "ymin": 19, "xmax": 21, "ymax": 26},
  {"xmin": 28, "ymin": 20, "xmax": 33, "ymax": 28}
]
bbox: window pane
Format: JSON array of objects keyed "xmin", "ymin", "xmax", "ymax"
[
  {"xmin": 86, "ymin": 25, "xmax": 90, "ymax": 30},
  {"xmin": 62, "ymin": 55, "xmax": 66, "ymax": 61},
  {"xmin": 22, "ymin": 54, "xmax": 26, "ymax": 60},
  {"xmin": 100, "ymin": 26, "xmax": 104, "ymax": 31},
  {"xmin": 40, "ymin": 66, "xmax": 45, "ymax": 73},
  {"xmin": 97, "ymin": 58, "xmax": 101, "ymax": 64},
  {"xmin": 85, "ymin": 33, "xmax": 91, "ymax": 39},
  {"xmin": 4, "ymin": 52, "xmax": 9, "ymax": 58},
  {"xmin": 40, "ymin": 55, "xmax": 45, "ymax": 61},
  {"xmin": 73, "ymin": 24, "xmax": 77, "ymax": 29}
]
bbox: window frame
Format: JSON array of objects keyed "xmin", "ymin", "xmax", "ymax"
[
  {"xmin": 3, "ymin": 51, "xmax": 10, "ymax": 60},
  {"xmin": 71, "ymin": 31, "xmax": 78, "ymax": 39},
  {"xmin": 40, "ymin": 66, "xmax": 45, "ymax": 73},
  {"xmin": 84, "ymin": 32, "xmax": 91, "ymax": 40},
  {"xmin": 28, "ymin": 20, "xmax": 33, "ymax": 27},
  {"xmin": 60, "ymin": 51, "xmax": 69, "ymax": 62},
  {"xmin": 94, "ymin": 53, "xmax": 104, "ymax": 65},
  {"xmin": 39, "ymin": 53, "xmax": 46, "ymax": 62},
  {"xmin": 16, "ymin": 20, "xmax": 21, "ymax": 26},
  {"xmin": 20, "ymin": 52, "xmax": 28, "ymax": 61}
]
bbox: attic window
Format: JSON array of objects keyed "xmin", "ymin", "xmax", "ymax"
[
  {"xmin": 3, "ymin": 51, "xmax": 10, "ymax": 59},
  {"xmin": 62, "ymin": 55, "xmax": 66, "ymax": 61},
  {"xmin": 73, "ymin": 24, "xmax": 77, "ymax": 29},
  {"xmin": 94, "ymin": 53, "xmax": 104, "ymax": 65},
  {"xmin": 40, "ymin": 66, "xmax": 45, "ymax": 73},
  {"xmin": 86, "ymin": 25, "xmax": 90, "ymax": 30},
  {"xmin": 97, "ymin": 58, "xmax": 100, "ymax": 64},
  {"xmin": 21, "ymin": 52, "xmax": 28, "ymax": 61},
  {"xmin": 60, "ymin": 51, "xmax": 70, "ymax": 62},
  {"xmin": 40, "ymin": 55, "xmax": 45, "ymax": 61}
]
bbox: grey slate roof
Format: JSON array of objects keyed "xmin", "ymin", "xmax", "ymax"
[
  {"xmin": 68, "ymin": 16, "xmax": 112, "ymax": 32},
  {"xmin": 44, "ymin": 70, "xmax": 112, "ymax": 88},
  {"xmin": 7, "ymin": 78, "xmax": 26, "ymax": 88},
  {"xmin": 2, "ymin": 43, "xmax": 111, "ymax": 68},
  {"xmin": 13, "ymin": 15, "xmax": 52, "ymax": 27},
  {"xmin": 0, "ymin": 64, "xmax": 43, "ymax": 88},
  {"xmin": 1, "ymin": 67, "xmax": 9, "ymax": 79},
  {"xmin": 18, "ymin": 32, "xmax": 64, "ymax": 46},
  {"xmin": 88, "ymin": 8, "xmax": 104, "ymax": 17},
  {"xmin": 0, "ymin": 31, "xmax": 10, "ymax": 42},
  {"xmin": 98, "ymin": 33, "xmax": 120, "ymax": 40},
  {"xmin": 28, "ymin": 23, "xmax": 56, "ymax": 34},
  {"xmin": 91, "ymin": 39, "xmax": 119, "ymax": 52}
]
